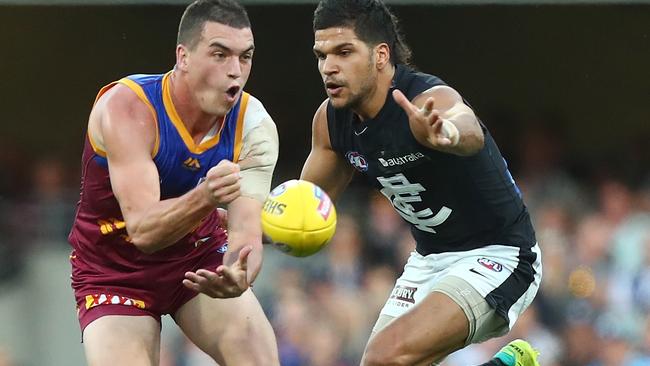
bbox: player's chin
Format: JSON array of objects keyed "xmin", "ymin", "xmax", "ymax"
[
  {"xmin": 204, "ymin": 101, "xmax": 233, "ymax": 117},
  {"xmin": 327, "ymin": 95, "xmax": 349, "ymax": 110}
]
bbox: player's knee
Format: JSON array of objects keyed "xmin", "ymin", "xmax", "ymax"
[
  {"xmin": 211, "ymin": 324, "xmax": 278, "ymax": 365},
  {"xmin": 361, "ymin": 341, "xmax": 412, "ymax": 366}
]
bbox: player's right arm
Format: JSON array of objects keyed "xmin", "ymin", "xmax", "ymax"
[
  {"xmin": 92, "ymin": 84, "xmax": 240, "ymax": 254},
  {"xmin": 300, "ymin": 100, "xmax": 354, "ymax": 201}
]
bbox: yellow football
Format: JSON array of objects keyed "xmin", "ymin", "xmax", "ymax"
[{"xmin": 261, "ymin": 180, "xmax": 337, "ymax": 257}]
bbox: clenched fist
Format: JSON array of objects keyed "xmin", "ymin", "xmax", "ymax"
[{"xmin": 202, "ymin": 160, "xmax": 241, "ymax": 206}]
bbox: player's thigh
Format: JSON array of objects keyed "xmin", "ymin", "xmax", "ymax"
[
  {"xmin": 174, "ymin": 289, "xmax": 279, "ymax": 366},
  {"xmin": 83, "ymin": 315, "xmax": 161, "ymax": 366},
  {"xmin": 363, "ymin": 290, "xmax": 469, "ymax": 366}
]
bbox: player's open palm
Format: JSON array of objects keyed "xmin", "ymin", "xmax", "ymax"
[
  {"xmin": 392, "ymin": 89, "xmax": 455, "ymax": 147},
  {"xmin": 203, "ymin": 160, "xmax": 241, "ymax": 206},
  {"xmin": 183, "ymin": 246, "xmax": 252, "ymax": 298}
]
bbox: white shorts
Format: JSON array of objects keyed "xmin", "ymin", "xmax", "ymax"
[{"xmin": 379, "ymin": 243, "xmax": 542, "ymax": 342}]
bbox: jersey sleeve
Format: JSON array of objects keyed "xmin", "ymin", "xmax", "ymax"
[{"xmin": 237, "ymin": 95, "xmax": 279, "ymax": 202}]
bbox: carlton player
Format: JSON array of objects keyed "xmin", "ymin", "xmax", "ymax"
[
  {"xmin": 300, "ymin": 1, "xmax": 542, "ymax": 366},
  {"xmin": 68, "ymin": 1, "xmax": 280, "ymax": 365}
]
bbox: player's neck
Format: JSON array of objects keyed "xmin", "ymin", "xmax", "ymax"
[
  {"xmin": 354, "ymin": 65, "xmax": 395, "ymax": 121},
  {"xmin": 169, "ymin": 71, "xmax": 221, "ymax": 138}
]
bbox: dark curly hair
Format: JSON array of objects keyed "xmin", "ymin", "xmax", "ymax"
[{"xmin": 313, "ymin": 0, "xmax": 412, "ymax": 65}]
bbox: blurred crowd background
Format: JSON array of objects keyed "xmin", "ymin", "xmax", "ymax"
[
  {"xmin": 2, "ymin": 113, "xmax": 650, "ymax": 366},
  {"xmin": 1, "ymin": 1, "xmax": 649, "ymax": 366}
]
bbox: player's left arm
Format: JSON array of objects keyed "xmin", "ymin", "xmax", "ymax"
[
  {"xmin": 183, "ymin": 106, "xmax": 278, "ymax": 297},
  {"xmin": 223, "ymin": 101, "xmax": 279, "ymax": 286},
  {"xmin": 393, "ymin": 85, "xmax": 484, "ymax": 156}
]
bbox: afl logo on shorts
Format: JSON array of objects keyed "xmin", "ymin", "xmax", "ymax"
[
  {"xmin": 478, "ymin": 258, "xmax": 503, "ymax": 272},
  {"xmin": 345, "ymin": 151, "xmax": 368, "ymax": 172},
  {"xmin": 217, "ymin": 243, "xmax": 228, "ymax": 254}
]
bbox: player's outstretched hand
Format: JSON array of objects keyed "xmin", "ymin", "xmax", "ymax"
[
  {"xmin": 392, "ymin": 89, "xmax": 457, "ymax": 147},
  {"xmin": 202, "ymin": 160, "xmax": 241, "ymax": 206},
  {"xmin": 182, "ymin": 246, "xmax": 252, "ymax": 298}
]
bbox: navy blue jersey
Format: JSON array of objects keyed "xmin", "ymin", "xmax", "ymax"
[{"xmin": 327, "ymin": 64, "xmax": 536, "ymax": 255}]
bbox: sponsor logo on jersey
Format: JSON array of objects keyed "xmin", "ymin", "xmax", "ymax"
[
  {"xmin": 477, "ymin": 257, "xmax": 503, "ymax": 272},
  {"xmin": 84, "ymin": 293, "xmax": 146, "ymax": 310},
  {"xmin": 98, "ymin": 218, "xmax": 126, "ymax": 235},
  {"xmin": 469, "ymin": 268, "xmax": 488, "ymax": 278},
  {"xmin": 313, "ymin": 185, "xmax": 332, "ymax": 220},
  {"xmin": 183, "ymin": 157, "xmax": 201, "ymax": 171},
  {"xmin": 378, "ymin": 152, "xmax": 425, "ymax": 167},
  {"xmin": 390, "ymin": 285, "xmax": 417, "ymax": 304},
  {"xmin": 345, "ymin": 151, "xmax": 368, "ymax": 172},
  {"xmin": 354, "ymin": 126, "xmax": 369, "ymax": 136},
  {"xmin": 377, "ymin": 173, "xmax": 452, "ymax": 233},
  {"xmin": 194, "ymin": 236, "xmax": 211, "ymax": 248}
]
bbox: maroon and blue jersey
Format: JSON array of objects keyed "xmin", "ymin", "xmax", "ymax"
[{"xmin": 68, "ymin": 72, "xmax": 249, "ymax": 315}]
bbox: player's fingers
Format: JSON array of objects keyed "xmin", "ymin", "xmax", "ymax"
[
  {"xmin": 432, "ymin": 122, "xmax": 452, "ymax": 145},
  {"xmin": 392, "ymin": 89, "xmax": 417, "ymax": 117},
  {"xmin": 214, "ymin": 179, "xmax": 241, "ymax": 195},
  {"xmin": 196, "ymin": 269, "xmax": 220, "ymax": 281},
  {"xmin": 184, "ymin": 272, "xmax": 211, "ymax": 287},
  {"xmin": 217, "ymin": 190, "xmax": 241, "ymax": 205},
  {"xmin": 209, "ymin": 183, "xmax": 241, "ymax": 205},
  {"xmin": 214, "ymin": 264, "xmax": 228, "ymax": 277},
  {"xmin": 420, "ymin": 97, "xmax": 435, "ymax": 115},
  {"xmin": 218, "ymin": 266, "xmax": 246, "ymax": 288},
  {"xmin": 182, "ymin": 279, "xmax": 202, "ymax": 292},
  {"xmin": 237, "ymin": 246, "xmax": 252, "ymax": 272},
  {"xmin": 216, "ymin": 159, "xmax": 236, "ymax": 169},
  {"xmin": 207, "ymin": 173, "xmax": 240, "ymax": 191},
  {"xmin": 427, "ymin": 111, "xmax": 442, "ymax": 127},
  {"xmin": 438, "ymin": 137, "xmax": 452, "ymax": 146},
  {"xmin": 430, "ymin": 115, "xmax": 443, "ymax": 130},
  {"xmin": 208, "ymin": 161, "xmax": 240, "ymax": 178}
]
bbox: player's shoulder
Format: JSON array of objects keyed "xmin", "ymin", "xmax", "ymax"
[
  {"xmin": 91, "ymin": 80, "xmax": 157, "ymax": 144},
  {"xmin": 414, "ymin": 84, "xmax": 463, "ymax": 103},
  {"xmin": 313, "ymin": 98, "xmax": 329, "ymax": 122},
  {"xmin": 316, "ymin": 98, "xmax": 329, "ymax": 113},
  {"xmin": 243, "ymin": 94, "xmax": 272, "ymax": 123},
  {"xmin": 397, "ymin": 65, "xmax": 448, "ymax": 97},
  {"xmin": 240, "ymin": 93, "xmax": 279, "ymax": 144},
  {"xmin": 402, "ymin": 66, "xmax": 446, "ymax": 86},
  {"xmin": 95, "ymin": 82, "xmax": 152, "ymax": 117}
]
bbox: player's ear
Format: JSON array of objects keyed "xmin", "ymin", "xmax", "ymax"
[
  {"xmin": 176, "ymin": 44, "xmax": 189, "ymax": 72},
  {"xmin": 375, "ymin": 43, "xmax": 391, "ymax": 70}
]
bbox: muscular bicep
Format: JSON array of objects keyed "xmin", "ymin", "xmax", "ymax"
[
  {"xmin": 98, "ymin": 85, "xmax": 159, "ymax": 228},
  {"xmin": 411, "ymin": 85, "xmax": 484, "ymax": 155},
  {"xmin": 300, "ymin": 101, "xmax": 353, "ymax": 201},
  {"xmin": 410, "ymin": 86, "xmax": 477, "ymax": 124}
]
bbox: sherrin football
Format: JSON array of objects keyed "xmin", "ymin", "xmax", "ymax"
[{"xmin": 261, "ymin": 180, "xmax": 337, "ymax": 257}]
